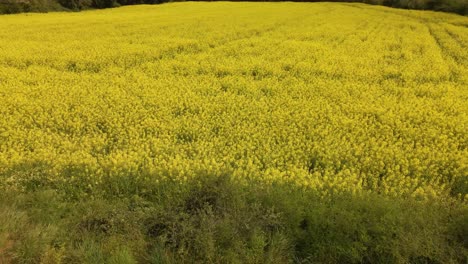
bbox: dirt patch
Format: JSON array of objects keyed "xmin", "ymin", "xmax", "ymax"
[{"xmin": 0, "ymin": 234, "xmax": 15, "ymax": 264}]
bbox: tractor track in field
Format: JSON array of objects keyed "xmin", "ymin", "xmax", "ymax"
[
  {"xmin": 443, "ymin": 27, "xmax": 467, "ymax": 49},
  {"xmin": 426, "ymin": 24, "xmax": 463, "ymax": 64},
  {"xmin": 426, "ymin": 23, "xmax": 466, "ymax": 82}
]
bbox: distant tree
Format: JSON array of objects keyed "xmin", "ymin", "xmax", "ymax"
[
  {"xmin": 1, "ymin": 0, "xmax": 467, "ymax": 16},
  {"xmin": 93, "ymin": 0, "xmax": 117, "ymax": 8}
]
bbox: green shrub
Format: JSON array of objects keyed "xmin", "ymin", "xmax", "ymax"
[
  {"xmin": 0, "ymin": 1, "xmax": 27, "ymax": 14},
  {"xmin": 56, "ymin": 0, "xmax": 91, "ymax": 10}
]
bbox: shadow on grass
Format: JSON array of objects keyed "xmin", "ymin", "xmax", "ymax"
[{"xmin": 0, "ymin": 167, "xmax": 467, "ymax": 263}]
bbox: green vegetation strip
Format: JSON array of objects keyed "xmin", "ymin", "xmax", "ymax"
[{"xmin": 1, "ymin": 176, "xmax": 467, "ymax": 263}]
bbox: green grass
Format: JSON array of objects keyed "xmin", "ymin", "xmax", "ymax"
[{"xmin": 1, "ymin": 175, "xmax": 467, "ymax": 263}]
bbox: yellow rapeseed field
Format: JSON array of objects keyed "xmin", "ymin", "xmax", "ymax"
[{"xmin": 0, "ymin": 2, "xmax": 467, "ymax": 201}]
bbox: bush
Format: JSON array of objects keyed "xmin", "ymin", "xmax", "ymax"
[
  {"xmin": 57, "ymin": 0, "xmax": 92, "ymax": 10},
  {"xmin": 0, "ymin": 1, "xmax": 27, "ymax": 14},
  {"xmin": 0, "ymin": 0, "xmax": 64, "ymax": 13},
  {"xmin": 436, "ymin": 0, "xmax": 468, "ymax": 14},
  {"xmin": 93, "ymin": 0, "xmax": 118, "ymax": 8}
]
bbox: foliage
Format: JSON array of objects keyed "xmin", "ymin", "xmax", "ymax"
[
  {"xmin": 0, "ymin": 0, "xmax": 64, "ymax": 13},
  {"xmin": 1, "ymin": 0, "xmax": 467, "ymax": 14},
  {"xmin": 0, "ymin": 179, "xmax": 467, "ymax": 263}
]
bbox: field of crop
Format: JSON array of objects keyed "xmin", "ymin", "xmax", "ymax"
[{"xmin": 0, "ymin": 2, "xmax": 467, "ymax": 263}]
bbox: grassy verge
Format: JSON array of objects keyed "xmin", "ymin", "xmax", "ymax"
[{"xmin": 1, "ymin": 174, "xmax": 467, "ymax": 263}]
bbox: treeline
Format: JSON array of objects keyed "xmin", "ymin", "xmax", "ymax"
[
  {"xmin": 0, "ymin": 0, "xmax": 166, "ymax": 13},
  {"xmin": 0, "ymin": 0, "xmax": 467, "ymax": 14},
  {"xmin": 358, "ymin": 0, "xmax": 467, "ymax": 14}
]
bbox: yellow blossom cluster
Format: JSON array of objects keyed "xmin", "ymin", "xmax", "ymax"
[{"xmin": 0, "ymin": 2, "xmax": 466, "ymax": 200}]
